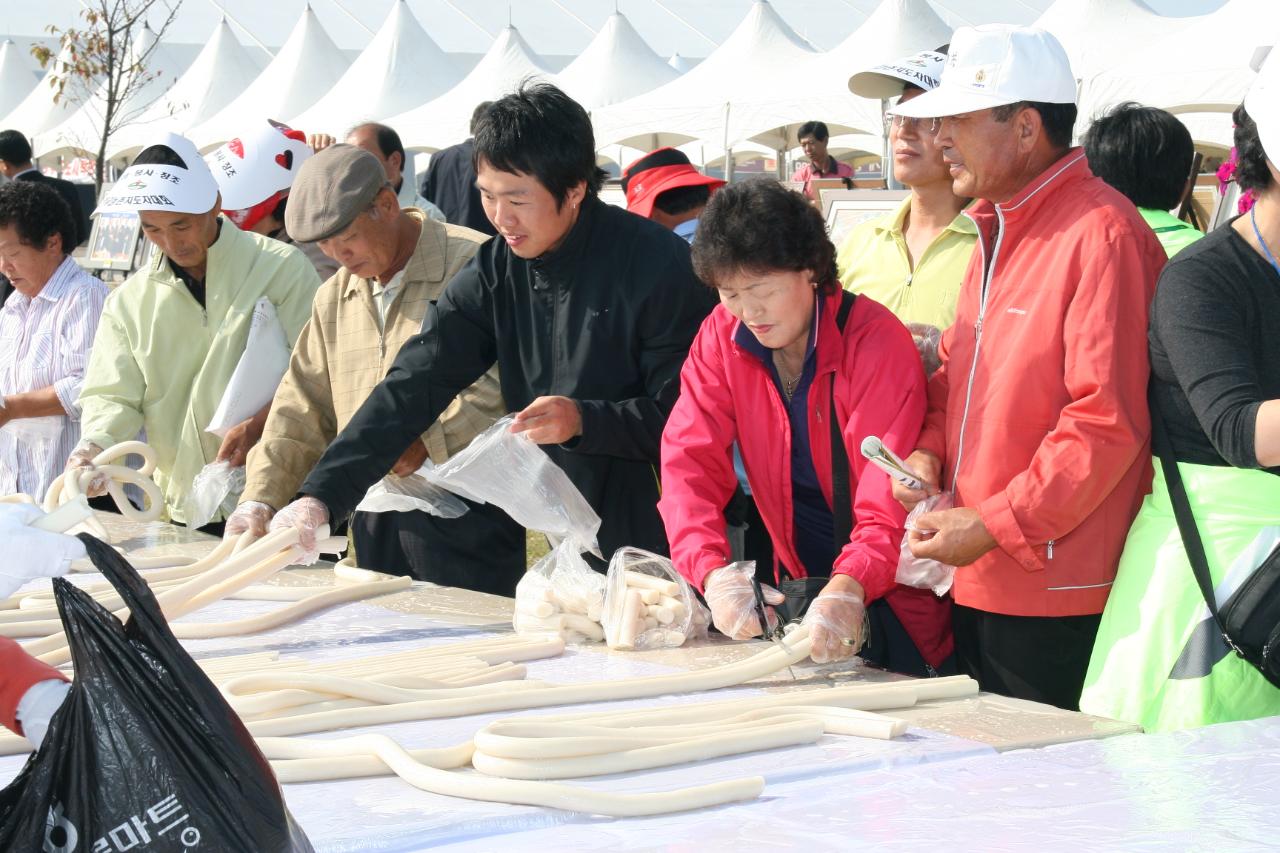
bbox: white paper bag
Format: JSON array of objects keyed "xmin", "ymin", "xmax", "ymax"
[{"xmin": 206, "ymin": 298, "xmax": 290, "ymax": 437}]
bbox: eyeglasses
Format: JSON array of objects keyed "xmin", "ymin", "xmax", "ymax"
[{"xmin": 888, "ymin": 115, "xmax": 941, "ymax": 133}]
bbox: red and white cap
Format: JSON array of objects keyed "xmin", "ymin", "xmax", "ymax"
[{"xmin": 207, "ymin": 120, "xmax": 312, "ymax": 230}]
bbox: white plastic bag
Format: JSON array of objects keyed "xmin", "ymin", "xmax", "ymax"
[
  {"xmin": 355, "ymin": 459, "xmax": 469, "ymax": 518},
  {"xmin": 512, "ymin": 539, "xmax": 607, "ymax": 644},
  {"xmin": 207, "ymin": 298, "xmax": 290, "ymax": 437},
  {"xmin": 896, "ymin": 491, "xmax": 956, "ymax": 596},
  {"xmin": 602, "ymin": 547, "xmax": 702, "ymax": 651},
  {"xmin": 427, "ymin": 416, "xmax": 602, "ymax": 554},
  {"xmin": 184, "ymin": 461, "xmax": 246, "ymax": 530}
]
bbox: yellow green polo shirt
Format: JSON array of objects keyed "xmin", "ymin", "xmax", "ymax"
[{"xmin": 836, "ymin": 195, "xmax": 976, "ymax": 333}]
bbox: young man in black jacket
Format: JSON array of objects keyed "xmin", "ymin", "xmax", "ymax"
[{"xmin": 271, "ymin": 82, "xmax": 714, "ymax": 566}]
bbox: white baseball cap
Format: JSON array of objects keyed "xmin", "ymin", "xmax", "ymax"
[
  {"xmin": 891, "ymin": 25, "xmax": 1076, "ymax": 119},
  {"xmin": 848, "ymin": 50, "xmax": 948, "ymax": 100},
  {"xmin": 1246, "ymin": 48, "xmax": 1280, "ymax": 165},
  {"xmin": 94, "ymin": 133, "xmax": 219, "ymax": 216}
]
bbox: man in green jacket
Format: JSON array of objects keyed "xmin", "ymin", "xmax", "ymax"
[{"xmin": 67, "ymin": 133, "xmax": 319, "ymax": 530}]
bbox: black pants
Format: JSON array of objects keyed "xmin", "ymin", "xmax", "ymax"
[
  {"xmin": 350, "ymin": 497, "xmax": 525, "ymax": 597},
  {"xmin": 861, "ymin": 598, "xmax": 957, "ymax": 678},
  {"xmin": 952, "ymin": 604, "xmax": 1102, "ymax": 711}
]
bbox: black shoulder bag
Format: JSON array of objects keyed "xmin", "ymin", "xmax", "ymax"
[
  {"xmin": 776, "ymin": 290, "xmax": 857, "ymax": 624},
  {"xmin": 1151, "ymin": 396, "xmax": 1280, "ymax": 688}
]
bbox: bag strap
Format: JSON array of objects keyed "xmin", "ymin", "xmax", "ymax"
[
  {"xmin": 1149, "ymin": 388, "xmax": 1227, "ymax": 637},
  {"xmin": 829, "ymin": 290, "xmax": 857, "ymax": 554}
]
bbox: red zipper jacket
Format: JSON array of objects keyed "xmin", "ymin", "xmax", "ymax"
[
  {"xmin": 917, "ymin": 150, "xmax": 1166, "ymax": 617},
  {"xmin": 660, "ymin": 292, "xmax": 952, "ymax": 666},
  {"xmin": 1, "ymin": 637, "xmax": 67, "ymax": 737}
]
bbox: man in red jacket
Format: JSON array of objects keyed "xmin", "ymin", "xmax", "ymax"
[
  {"xmin": 889, "ymin": 25, "xmax": 1167, "ymax": 710},
  {"xmin": 0, "ymin": 504, "xmax": 85, "ymax": 747}
]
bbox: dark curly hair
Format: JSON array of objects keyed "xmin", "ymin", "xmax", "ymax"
[
  {"xmin": 0, "ymin": 180, "xmax": 75, "ymax": 255},
  {"xmin": 691, "ymin": 177, "xmax": 839, "ymax": 295},
  {"xmin": 1231, "ymin": 103, "xmax": 1273, "ymax": 194}
]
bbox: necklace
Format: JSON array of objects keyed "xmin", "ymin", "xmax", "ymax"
[
  {"xmin": 1250, "ymin": 206, "xmax": 1280, "ymax": 278},
  {"xmin": 773, "ymin": 352, "xmax": 802, "ymax": 402}
]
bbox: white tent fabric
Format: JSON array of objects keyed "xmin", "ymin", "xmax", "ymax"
[
  {"xmin": 33, "ymin": 26, "xmax": 194, "ymax": 158},
  {"xmin": 189, "ymin": 6, "xmax": 349, "ymax": 150},
  {"xmin": 668, "ymin": 53, "xmax": 695, "ymax": 73},
  {"xmin": 105, "ymin": 19, "xmax": 264, "ymax": 162},
  {"xmin": 553, "ymin": 12, "xmax": 678, "ymax": 111},
  {"xmin": 1033, "ymin": 0, "xmax": 1196, "ymax": 82},
  {"xmin": 289, "ymin": 0, "xmax": 462, "ymax": 138},
  {"xmin": 764, "ymin": 0, "xmax": 953, "ymax": 155},
  {"xmin": 0, "ymin": 44, "xmax": 85, "ymax": 142},
  {"xmin": 1080, "ymin": 0, "xmax": 1272, "ymax": 135},
  {"xmin": 591, "ymin": 1, "xmax": 827, "ymax": 154},
  {"xmin": 388, "ymin": 25, "xmax": 552, "ymax": 152},
  {"xmin": 0, "ymin": 40, "xmax": 39, "ymax": 121}
]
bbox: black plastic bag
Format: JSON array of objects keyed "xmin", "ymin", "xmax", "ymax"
[{"xmin": 0, "ymin": 535, "xmax": 312, "ymax": 852}]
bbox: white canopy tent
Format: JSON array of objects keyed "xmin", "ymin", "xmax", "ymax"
[
  {"xmin": 33, "ymin": 26, "xmax": 194, "ymax": 158},
  {"xmin": 105, "ymin": 18, "xmax": 264, "ymax": 162},
  {"xmin": 553, "ymin": 12, "xmax": 679, "ymax": 112},
  {"xmin": 0, "ymin": 40, "xmax": 39, "ymax": 121},
  {"xmin": 1, "ymin": 44, "xmax": 92, "ymax": 147},
  {"xmin": 388, "ymin": 25, "xmax": 552, "ymax": 152},
  {"xmin": 1034, "ymin": 0, "xmax": 1198, "ymax": 82},
  {"xmin": 591, "ymin": 2, "xmax": 831, "ymax": 157},
  {"xmin": 668, "ymin": 53, "xmax": 695, "ymax": 73},
  {"xmin": 189, "ymin": 6, "xmax": 349, "ymax": 150},
  {"xmin": 289, "ymin": 0, "xmax": 462, "ymax": 138},
  {"xmin": 1079, "ymin": 0, "xmax": 1274, "ymax": 146}
]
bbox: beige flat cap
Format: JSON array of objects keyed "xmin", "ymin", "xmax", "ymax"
[{"xmin": 285, "ymin": 143, "xmax": 389, "ymax": 242}]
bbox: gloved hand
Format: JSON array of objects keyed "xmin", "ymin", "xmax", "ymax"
[
  {"xmin": 16, "ymin": 679, "xmax": 71, "ymax": 748},
  {"xmin": 268, "ymin": 496, "xmax": 330, "ymax": 565},
  {"xmin": 0, "ymin": 504, "xmax": 89, "ymax": 598},
  {"xmin": 703, "ymin": 562, "xmax": 784, "ymax": 640},
  {"xmin": 64, "ymin": 441, "xmax": 108, "ymax": 498},
  {"xmin": 224, "ymin": 500, "xmax": 274, "ymax": 538},
  {"xmin": 803, "ymin": 579, "xmax": 869, "ymax": 664}
]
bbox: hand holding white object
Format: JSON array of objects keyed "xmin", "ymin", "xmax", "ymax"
[
  {"xmin": 225, "ymin": 500, "xmax": 274, "ymax": 538},
  {"xmin": 268, "ymin": 496, "xmax": 330, "ymax": 564},
  {"xmin": 64, "ymin": 441, "xmax": 108, "ymax": 498},
  {"xmin": 802, "ymin": 577, "xmax": 868, "ymax": 664}
]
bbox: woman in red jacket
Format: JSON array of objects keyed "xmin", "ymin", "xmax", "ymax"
[
  {"xmin": 659, "ymin": 179, "xmax": 952, "ymax": 674},
  {"xmin": 0, "ymin": 503, "xmax": 85, "ymax": 746}
]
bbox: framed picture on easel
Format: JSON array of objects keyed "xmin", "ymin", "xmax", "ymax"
[
  {"xmin": 84, "ymin": 211, "xmax": 142, "ymax": 272},
  {"xmin": 820, "ymin": 190, "xmax": 909, "ymax": 247}
]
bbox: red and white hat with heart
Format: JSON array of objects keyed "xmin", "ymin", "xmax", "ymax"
[
  {"xmin": 206, "ymin": 120, "xmax": 312, "ymax": 214},
  {"xmin": 94, "ymin": 132, "xmax": 219, "ymax": 216}
]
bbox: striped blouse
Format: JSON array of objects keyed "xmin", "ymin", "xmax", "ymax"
[{"xmin": 0, "ymin": 256, "xmax": 108, "ymax": 500}]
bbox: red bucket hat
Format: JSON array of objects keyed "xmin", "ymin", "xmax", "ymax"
[{"xmin": 621, "ymin": 148, "xmax": 726, "ymax": 219}]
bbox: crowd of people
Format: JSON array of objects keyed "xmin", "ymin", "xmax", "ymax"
[{"xmin": 0, "ymin": 22, "xmax": 1276, "ymax": 747}]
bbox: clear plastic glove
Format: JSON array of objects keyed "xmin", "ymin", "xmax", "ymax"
[
  {"xmin": 267, "ymin": 496, "xmax": 330, "ymax": 565},
  {"xmin": 65, "ymin": 441, "xmax": 108, "ymax": 498},
  {"xmin": 802, "ymin": 587, "xmax": 869, "ymax": 664},
  {"xmin": 224, "ymin": 500, "xmax": 274, "ymax": 538},
  {"xmin": 703, "ymin": 562, "xmax": 784, "ymax": 640},
  {"xmin": 0, "ymin": 504, "xmax": 89, "ymax": 598}
]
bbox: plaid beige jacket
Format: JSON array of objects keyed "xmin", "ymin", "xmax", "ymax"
[{"xmin": 243, "ymin": 211, "xmax": 502, "ymax": 509}]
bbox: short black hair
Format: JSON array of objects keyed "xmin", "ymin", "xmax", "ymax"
[
  {"xmin": 469, "ymin": 101, "xmax": 493, "ymax": 136},
  {"xmin": 0, "ymin": 180, "xmax": 75, "ymax": 255},
  {"xmin": 351, "ymin": 122, "xmax": 407, "ymax": 174},
  {"xmin": 0, "ymin": 129, "xmax": 33, "ymax": 165},
  {"xmin": 692, "ymin": 177, "xmax": 839, "ymax": 295},
  {"xmin": 132, "ymin": 143, "xmax": 189, "ymax": 169},
  {"xmin": 797, "ymin": 121, "xmax": 830, "ymax": 143},
  {"xmin": 473, "ymin": 81, "xmax": 606, "ymax": 207},
  {"xmin": 993, "ymin": 101, "xmax": 1078, "ymax": 149},
  {"xmin": 1232, "ymin": 103, "xmax": 1272, "ymax": 194},
  {"xmin": 654, "ymin": 184, "xmax": 711, "ymax": 217},
  {"xmin": 1083, "ymin": 102, "xmax": 1194, "ymax": 210}
]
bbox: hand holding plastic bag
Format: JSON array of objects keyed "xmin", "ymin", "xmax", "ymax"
[
  {"xmin": 0, "ymin": 504, "xmax": 87, "ymax": 598},
  {"xmin": 355, "ymin": 460, "xmax": 469, "ymax": 518},
  {"xmin": 703, "ymin": 562, "xmax": 783, "ymax": 640},
  {"xmin": 802, "ymin": 586, "xmax": 868, "ymax": 663},
  {"xmin": 897, "ymin": 491, "xmax": 957, "ymax": 595},
  {"xmin": 268, "ymin": 496, "xmax": 330, "ymax": 565},
  {"xmin": 185, "ymin": 460, "xmax": 246, "ymax": 530}
]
